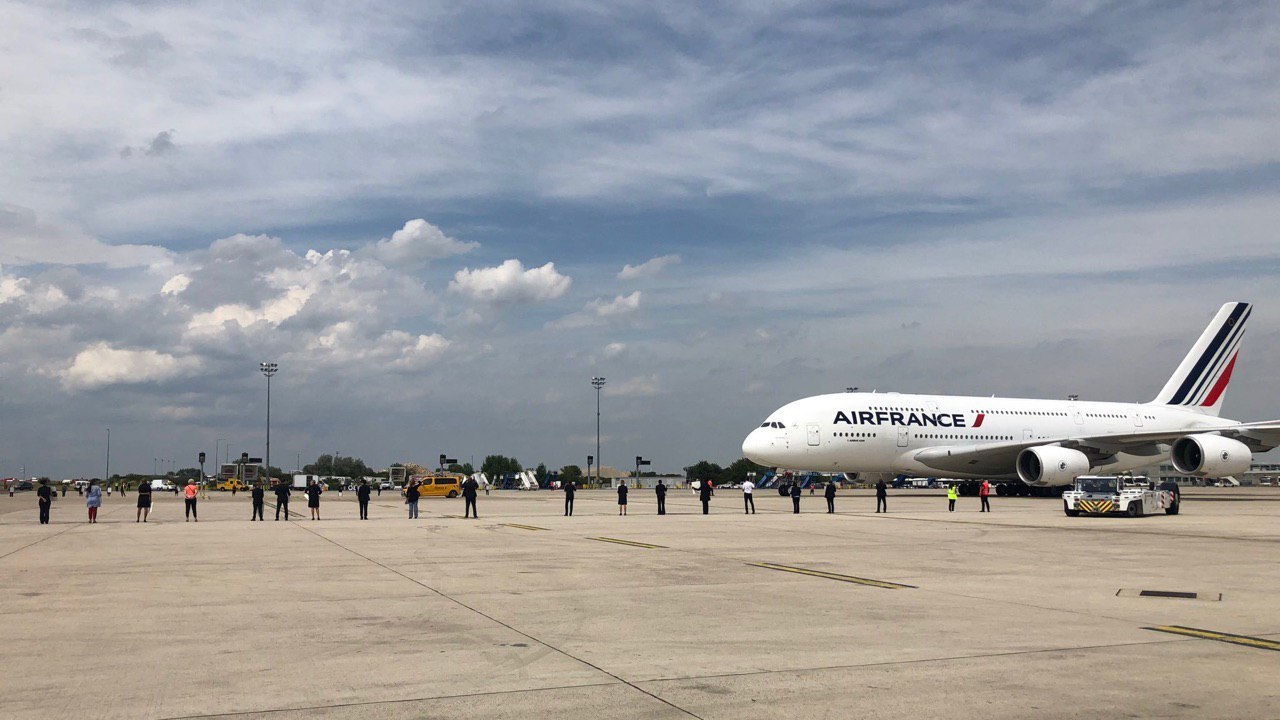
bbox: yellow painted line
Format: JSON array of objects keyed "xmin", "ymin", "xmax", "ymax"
[
  {"xmin": 748, "ymin": 562, "xmax": 916, "ymax": 589},
  {"xmin": 587, "ymin": 537, "xmax": 666, "ymax": 549},
  {"xmin": 1145, "ymin": 625, "xmax": 1280, "ymax": 652},
  {"xmin": 500, "ymin": 523, "xmax": 550, "ymax": 531}
]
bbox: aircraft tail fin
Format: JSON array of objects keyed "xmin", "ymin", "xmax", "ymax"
[{"xmin": 1150, "ymin": 302, "xmax": 1251, "ymax": 417}]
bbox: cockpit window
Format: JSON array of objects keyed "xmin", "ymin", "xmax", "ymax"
[{"xmin": 760, "ymin": 422, "xmax": 770, "ymax": 428}]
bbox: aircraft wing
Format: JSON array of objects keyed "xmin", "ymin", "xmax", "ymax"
[{"xmin": 911, "ymin": 421, "xmax": 1280, "ymax": 476}]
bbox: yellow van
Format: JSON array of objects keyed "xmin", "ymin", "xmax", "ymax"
[
  {"xmin": 404, "ymin": 474, "xmax": 464, "ymax": 498},
  {"xmin": 215, "ymin": 478, "xmax": 249, "ymax": 492}
]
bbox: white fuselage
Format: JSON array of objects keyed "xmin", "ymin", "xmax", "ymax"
[{"xmin": 741, "ymin": 392, "xmax": 1235, "ymax": 479}]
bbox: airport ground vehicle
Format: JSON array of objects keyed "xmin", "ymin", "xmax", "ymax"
[
  {"xmin": 215, "ymin": 478, "xmax": 249, "ymax": 492},
  {"xmin": 1061, "ymin": 475, "xmax": 1179, "ymax": 517},
  {"xmin": 404, "ymin": 474, "xmax": 463, "ymax": 498}
]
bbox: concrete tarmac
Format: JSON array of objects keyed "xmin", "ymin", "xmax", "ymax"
[{"xmin": 2, "ymin": 487, "xmax": 1278, "ymax": 719}]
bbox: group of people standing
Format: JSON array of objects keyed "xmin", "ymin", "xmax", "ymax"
[{"xmin": 35, "ymin": 475, "xmax": 991, "ymax": 523}]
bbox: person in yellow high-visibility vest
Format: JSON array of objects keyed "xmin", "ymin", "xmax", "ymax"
[{"xmin": 946, "ymin": 483, "xmax": 958, "ymax": 512}]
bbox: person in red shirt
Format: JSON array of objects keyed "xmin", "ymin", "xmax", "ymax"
[
  {"xmin": 184, "ymin": 480, "xmax": 199, "ymax": 522},
  {"xmin": 979, "ymin": 479, "xmax": 991, "ymax": 512}
]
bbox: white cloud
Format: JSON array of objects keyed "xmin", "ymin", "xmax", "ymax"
[
  {"xmin": 62, "ymin": 343, "xmax": 199, "ymax": 390},
  {"xmin": 160, "ymin": 273, "xmax": 190, "ymax": 295},
  {"xmin": 618, "ymin": 254, "xmax": 681, "ymax": 280},
  {"xmin": 603, "ymin": 342, "xmax": 627, "ymax": 358},
  {"xmin": 551, "ymin": 291, "xmax": 642, "ymax": 329},
  {"xmin": 308, "ymin": 322, "xmax": 451, "ymax": 371},
  {"xmin": 0, "ymin": 203, "xmax": 171, "ymax": 269},
  {"xmin": 606, "ymin": 374, "xmax": 663, "ymax": 397},
  {"xmin": 367, "ymin": 218, "xmax": 478, "ymax": 266},
  {"xmin": 450, "ymin": 259, "xmax": 572, "ymax": 303}
]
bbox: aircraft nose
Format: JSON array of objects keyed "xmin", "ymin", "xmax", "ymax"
[{"xmin": 742, "ymin": 428, "xmax": 772, "ymax": 464}]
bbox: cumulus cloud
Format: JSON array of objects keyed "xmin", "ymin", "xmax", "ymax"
[
  {"xmin": 618, "ymin": 254, "xmax": 681, "ymax": 280},
  {"xmin": 160, "ymin": 273, "xmax": 190, "ymax": 295},
  {"xmin": 0, "ymin": 204, "xmax": 170, "ymax": 269},
  {"xmin": 308, "ymin": 322, "xmax": 451, "ymax": 371},
  {"xmin": 62, "ymin": 343, "xmax": 199, "ymax": 390},
  {"xmin": 367, "ymin": 218, "xmax": 478, "ymax": 266},
  {"xmin": 551, "ymin": 291, "xmax": 642, "ymax": 329},
  {"xmin": 450, "ymin": 259, "xmax": 572, "ymax": 303},
  {"xmin": 606, "ymin": 374, "xmax": 663, "ymax": 397}
]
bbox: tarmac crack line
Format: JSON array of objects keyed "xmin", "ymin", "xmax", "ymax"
[
  {"xmin": 291, "ymin": 522, "xmax": 707, "ymax": 720},
  {"xmin": 634, "ymin": 636, "xmax": 1203, "ymax": 685},
  {"xmin": 0, "ymin": 521, "xmax": 82, "ymax": 561},
  {"xmin": 154, "ymin": 680, "xmax": 622, "ymax": 720}
]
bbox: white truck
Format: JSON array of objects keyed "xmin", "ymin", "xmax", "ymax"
[{"xmin": 1062, "ymin": 475, "xmax": 1180, "ymax": 517}]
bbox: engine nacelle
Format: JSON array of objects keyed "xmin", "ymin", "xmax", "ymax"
[
  {"xmin": 1171, "ymin": 434, "xmax": 1252, "ymax": 477},
  {"xmin": 1016, "ymin": 446, "xmax": 1090, "ymax": 487}
]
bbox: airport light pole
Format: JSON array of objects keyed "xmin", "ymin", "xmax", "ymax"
[
  {"xmin": 105, "ymin": 428, "xmax": 110, "ymax": 484},
  {"xmin": 260, "ymin": 362, "xmax": 277, "ymax": 487},
  {"xmin": 591, "ymin": 377, "xmax": 606, "ymax": 488}
]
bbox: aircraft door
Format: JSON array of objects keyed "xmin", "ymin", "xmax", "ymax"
[
  {"xmin": 1069, "ymin": 405, "xmax": 1084, "ymax": 425},
  {"xmin": 806, "ymin": 424, "xmax": 820, "ymax": 447},
  {"xmin": 1023, "ymin": 428, "xmax": 1035, "ymax": 441},
  {"xmin": 897, "ymin": 427, "xmax": 909, "ymax": 447},
  {"xmin": 1131, "ymin": 410, "xmax": 1144, "ymax": 427}
]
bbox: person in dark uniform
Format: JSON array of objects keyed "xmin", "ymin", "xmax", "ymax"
[
  {"xmin": 37, "ymin": 478, "xmax": 53, "ymax": 524},
  {"xmin": 562, "ymin": 479, "xmax": 576, "ymax": 516},
  {"xmin": 306, "ymin": 480, "xmax": 323, "ymax": 520},
  {"xmin": 824, "ymin": 480, "xmax": 837, "ymax": 513},
  {"xmin": 655, "ymin": 480, "xmax": 667, "ymax": 515},
  {"xmin": 356, "ymin": 479, "xmax": 371, "ymax": 519},
  {"xmin": 876, "ymin": 479, "xmax": 888, "ymax": 513},
  {"xmin": 698, "ymin": 479, "xmax": 713, "ymax": 515},
  {"xmin": 790, "ymin": 481, "xmax": 802, "ymax": 513},
  {"xmin": 462, "ymin": 476, "xmax": 479, "ymax": 518},
  {"xmin": 250, "ymin": 482, "xmax": 265, "ymax": 521},
  {"xmin": 274, "ymin": 480, "xmax": 291, "ymax": 521},
  {"xmin": 617, "ymin": 482, "xmax": 628, "ymax": 515},
  {"xmin": 136, "ymin": 479, "xmax": 152, "ymax": 522}
]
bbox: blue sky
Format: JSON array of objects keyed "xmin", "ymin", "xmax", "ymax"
[{"xmin": 3, "ymin": 1, "xmax": 1280, "ymax": 478}]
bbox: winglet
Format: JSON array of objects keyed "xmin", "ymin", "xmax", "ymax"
[{"xmin": 1151, "ymin": 302, "xmax": 1251, "ymax": 416}]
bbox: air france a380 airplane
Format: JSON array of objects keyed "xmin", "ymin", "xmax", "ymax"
[{"xmin": 742, "ymin": 303, "xmax": 1280, "ymax": 488}]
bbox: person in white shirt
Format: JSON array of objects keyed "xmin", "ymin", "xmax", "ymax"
[{"xmin": 742, "ymin": 479, "xmax": 756, "ymax": 514}]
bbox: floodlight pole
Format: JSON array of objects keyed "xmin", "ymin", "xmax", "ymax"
[
  {"xmin": 592, "ymin": 377, "xmax": 606, "ymax": 488},
  {"xmin": 260, "ymin": 362, "xmax": 278, "ymax": 486}
]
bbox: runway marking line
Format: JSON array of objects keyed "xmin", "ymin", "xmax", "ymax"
[
  {"xmin": 500, "ymin": 523, "xmax": 550, "ymax": 531},
  {"xmin": 587, "ymin": 537, "xmax": 666, "ymax": 549},
  {"xmin": 1144, "ymin": 625, "xmax": 1280, "ymax": 652},
  {"xmin": 748, "ymin": 562, "xmax": 916, "ymax": 589}
]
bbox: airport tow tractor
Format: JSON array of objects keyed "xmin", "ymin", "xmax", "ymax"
[{"xmin": 1062, "ymin": 475, "xmax": 1180, "ymax": 518}]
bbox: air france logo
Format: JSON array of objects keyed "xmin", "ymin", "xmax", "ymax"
[{"xmin": 833, "ymin": 411, "xmax": 984, "ymax": 428}]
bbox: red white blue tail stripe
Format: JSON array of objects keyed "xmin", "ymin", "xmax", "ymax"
[{"xmin": 1152, "ymin": 302, "xmax": 1250, "ymax": 414}]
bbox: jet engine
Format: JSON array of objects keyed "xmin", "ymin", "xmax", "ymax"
[
  {"xmin": 1171, "ymin": 434, "xmax": 1252, "ymax": 477},
  {"xmin": 1016, "ymin": 446, "xmax": 1090, "ymax": 486}
]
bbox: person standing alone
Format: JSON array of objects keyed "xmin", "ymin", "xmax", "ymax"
[
  {"xmin": 356, "ymin": 479, "xmax": 371, "ymax": 520},
  {"xmin": 979, "ymin": 479, "xmax": 991, "ymax": 512},
  {"xmin": 462, "ymin": 475, "xmax": 479, "ymax": 519},
  {"xmin": 405, "ymin": 480, "xmax": 420, "ymax": 519},
  {"xmin": 562, "ymin": 478, "xmax": 575, "ymax": 516},
  {"xmin": 136, "ymin": 479, "xmax": 152, "ymax": 522},
  {"xmin": 947, "ymin": 483, "xmax": 958, "ymax": 512},
  {"xmin": 741, "ymin": 477, "xmax": 755, "ymax": 514},
  {"xmin": 790, "ymin": 481, "xmax": 802, "ymax": 514},
  {"xmin": 250, "ymin": 482, "xmax": 265, "ymax": 521},
  {"xmin": 824, "ymin": 480, "xmax": 837, "ymax": 513},
  {"xmin": 617, "ymin": 481, "xmax": 628, "ymax": 515},
  {"xmin": 876, "ymin": 479, "xmax": 888, "ymax": 513},
  {"xmin": 306, "ymin": 480, "xmax": 323, "ymax": 520},
  {"xmin": 274, "ymin": 480, "xmax": 291, "ymax": 521},
  {"xmin": 183, "ymin": 478, "xmax": 199, "ymax": 522},
  {"xmin": 85, "ymin": 479, "xmax": 102, "ymax": 523},
  {"xmin": 698, "ymin": 479, "xmax": 713, "ymax": 515},
  {"xmin": 655, "ymin": 479, "xmax": 667, "ymax": 515},
  {"xmin": 36, "ymin": 479, "xmax": 53, "ymax": 524}
]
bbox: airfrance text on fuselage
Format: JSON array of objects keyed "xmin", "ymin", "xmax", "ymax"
[{"xmin": 833, "ymin": 411, "xmax": 980, "ymax": 428}]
